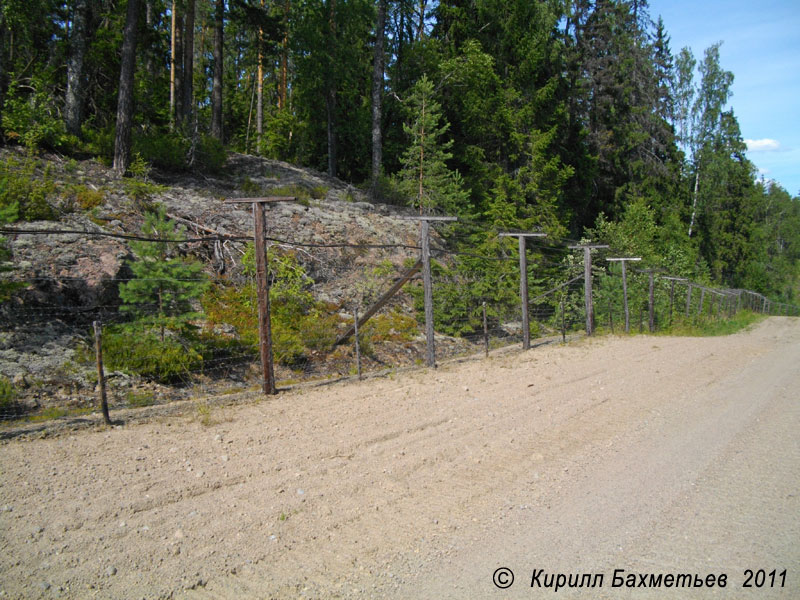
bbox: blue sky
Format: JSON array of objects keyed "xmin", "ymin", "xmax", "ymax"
[{"xmin": 648, "ymin": 0, "xmax": 800, "ymax": 196}]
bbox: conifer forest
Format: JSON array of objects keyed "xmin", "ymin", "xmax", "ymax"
[{"xmin": 1, "ymin": 0, "xmax": 798, "ymax": 304}]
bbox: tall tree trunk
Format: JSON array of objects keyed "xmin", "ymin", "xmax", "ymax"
[
  {"xmin": 210, "ymin": 0, "xmax": 224, "ymax": 141},
  {"xmin": 688, "ymin": 167, "xmax": 700, "ymax": 238},
  {"xmin": 169, "ymin": 0, "xmax": 180, "ymax": 129},
  {"xmin": 113, "ymin": 0, "xmax": 140, "ymax": 176},
  {"xmin": 326, "ymin": 89, "xmax": 337, "ymax": 178},
  {"xmin": 181, "ymin": 0, "xmax": 195, "ymax": 131},
  {"xmin": 65, "ymin": 0, "xmax": 89, "ymax": 137},
  {"xmin": 417, "ymin": 0, "xmax": 426, "ymax": 40},
  {"xmin": 256, "ymin": 0, "xmax": 264, "ymax": 152},
  {"xmin": 279, "ymin": 0, "xmax": 289, "ymax": 110},
  {"xmin": 145, "ymin": 0, "xmax": 156, "ymax": 79},
  {"xmin": 369, "ymin": 0, "xmax": 387, "ymax": 199},
  {"xmin": 325, "ymin": 0, "xmax": 337, "ymax": 178}
]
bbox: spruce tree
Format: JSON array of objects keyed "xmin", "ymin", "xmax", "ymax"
[{"xmin": 395, "ymin": 75, "xmax": 467, "ymax": 215}]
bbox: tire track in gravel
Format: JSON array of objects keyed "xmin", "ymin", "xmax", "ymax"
[{"xmin": 1, "ymin": 319, "xmax": 796, "ymax": 600}]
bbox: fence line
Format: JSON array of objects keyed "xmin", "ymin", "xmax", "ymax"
[{"xmin": 1, "ymin": 222, "xmax": 797, "ymax": 425}]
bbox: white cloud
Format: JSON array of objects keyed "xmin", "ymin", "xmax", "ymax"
[{"xmin": 745, "ymin": 138, "xmax": 782, "ymax": 152}]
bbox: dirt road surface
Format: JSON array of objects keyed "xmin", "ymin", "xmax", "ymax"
[{"xmin": 1, "ymin": 318, "xmax": 798, "ymax": 599}]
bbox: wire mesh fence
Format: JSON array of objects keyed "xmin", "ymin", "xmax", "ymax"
[{"xmin": 0, "ymin": 219, "xmax": 797, "ymax": 427}]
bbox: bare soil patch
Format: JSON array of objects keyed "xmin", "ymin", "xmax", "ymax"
[{"xmin": 1, "ymin": 318, "xmax": 798, "ymax": 599}]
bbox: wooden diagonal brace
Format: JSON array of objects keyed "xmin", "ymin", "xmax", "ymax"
[{"xmin": 335, "ymin": 259, "xmax": 422, "ymax": 346}]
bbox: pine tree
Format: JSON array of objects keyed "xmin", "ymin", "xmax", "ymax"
[
  {"xmin": 64, "ymin": 0, "xmax": 89, "ymax": 137},
  {"xmin": 119, "ymin": 206, "xmax": 208, "ymax": 341},
  {"xmin": 113, "ymin": 0, "xmax": 140, "ymax": 175},
  {"xmin": 210, "ymin": 0, "xmax": 224, "ymax": 141},
  {"xmin": 395, "ymin": 75, "xmax": 467, "ymax": 215}
]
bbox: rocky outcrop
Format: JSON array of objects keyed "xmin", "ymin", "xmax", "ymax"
[{"xmin": 0, "ymin": 150, "xmax": 435, "ymax": 409}]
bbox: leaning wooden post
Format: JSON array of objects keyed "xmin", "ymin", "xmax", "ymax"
[
  {"xmin": 225, "ymin": 196, "xmax": 295, "ymax": 394},
  {"xmin": 606, "ymin": 257, "xmax": 640, "ymax": 334},
  {"xmin": 569, "ymin": 243, "xmax": 609, "ymax": 335},
  {"xmin": 405, "ymin": 215, "xmax": 457, "ymax": 367},
  {"xmin": 93, "ymin": 321, "xmax": 112, "ymax": 426},
  {"xmin": 499, "ymin": 232, "xmax": 547, "ymax": 349}
]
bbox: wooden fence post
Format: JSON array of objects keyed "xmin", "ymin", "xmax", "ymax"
[
  {"xmin": 697, "ymin": 287, "xmax": 706, "ymax": 319},
  {"xmin": 608, "ymin": 297, "xmax": 614, "ymax": 333},
  {"xmin": 569, "ymin": 243, "xmax": 609, "ymax": 335},
  {"xmin": 499, "ymin": 232, "xmax": 547, "ymax": 350},
  {"xmin": 225, "ymin": 196, "xmax": 296, "ymax": 395},
  {"xmin": 670, "ymin": 280, "xmax": 676, "ymax": 326},
  {"xmin": 606, "ymin": 257, "xmax": 640, "ymax": 333},
  {"xmin": 93, "ymin": 321, "xmax": 112, "ymax": 426},
  {"xmin": 635, "ymin": 268, "xmax": 663, "ymax": 333},
  {"xmin": 404, "ymin": 216, "xmax": 457, "ymax": 367}
]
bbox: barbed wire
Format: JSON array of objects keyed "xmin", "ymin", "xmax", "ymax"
[{"xmin": 0, "ymin": 224, "xmax": 796, "ymax": 426}]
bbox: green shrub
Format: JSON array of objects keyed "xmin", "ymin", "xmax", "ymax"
[
  {"xmin": 240, "ymin": 176, "xmax": 263, "ymax": 195},
  {"xmin": 1, "ymin": 78, "xmax": 78, "ymax": 153},
  {"xmin": 195, "ymin": 135, "xmax": 227, "ymax": 173},
  {"xmin": 261, "ymin": 108, "xmax": 305, "ymax": 163},
  {"xmin": 310, "ymin": 185, "xmax": 329, "ymax": 200},
  {"xmin": 362, "ymin": 309, "xmax": 418, "ymax": 343},
  {"xmin": 0, "ymin": 156, "xmax": 57, "ymax": 221},
  {"xmin": 127, "ymin": 391, "xmax": 157, "ymax": 407},
  {"xmin": 0, "ymin": 376, "xmax": 16, "ymax": 413},
  {"xmin": 133, "ymin": 132, "xmax": 189, "ymax": 172},
  {"xmin": 62, "ymin": 184, "xmax": 106, "ymax": 211},
  {"xmin": 202, "ymin": 247, "xmax": 340, "ymax": 368},
  {"xmin": 130, "ymin": 131, "xmax": 225, "ymax": 173},
  {"xmin": 82, "ymin": 126, "xmax": 115, "ymax": 163},
  {"xmin": 267, "ymin": 184, "xmax": 311, "ymax": 204},
  {"xmin": 102, "ymin": 328, "xmax": 203, "ymax": 383}
]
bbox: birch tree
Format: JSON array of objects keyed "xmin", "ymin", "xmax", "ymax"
[{"xmin": 687, "ymin": 42, "xmax": 733, "ymax": 238}]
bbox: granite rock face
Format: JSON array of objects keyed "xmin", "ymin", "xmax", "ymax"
[{"xmin": 0, "ymin": 150, "xmax": 429, "ymax": 403}]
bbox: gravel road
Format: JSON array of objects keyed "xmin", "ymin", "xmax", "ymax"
[{"xmin": 1, "ymin": 318, "xmax": 798, "ymax": 599}]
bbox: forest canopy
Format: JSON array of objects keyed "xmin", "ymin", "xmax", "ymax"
[{"xmin": 0, "ymin": 0, "xmax": 798, "ymax": 302}]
